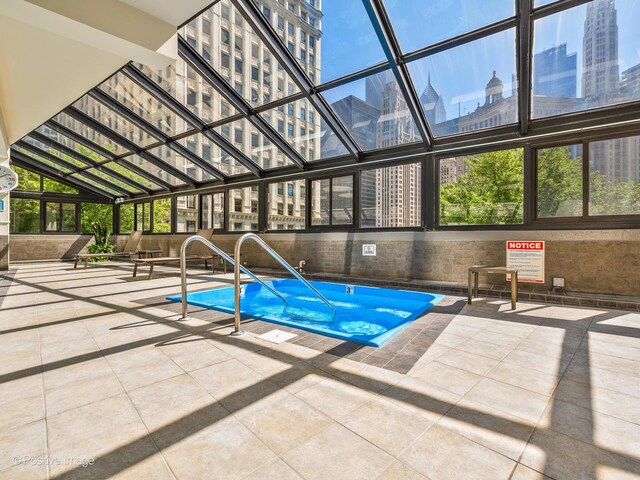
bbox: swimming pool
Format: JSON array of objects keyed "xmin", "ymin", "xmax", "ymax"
[{"xmin": 168, "ymin": 280, "xmax": 442, "ymax": 347}]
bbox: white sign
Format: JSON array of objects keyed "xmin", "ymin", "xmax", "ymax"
[
  {"xmin": 362, "ymin": 244, "xmax": 376, "ymax": 256},
  {"xmin": 506, "ymin": 241, "xmax": 545, "ymax": 283},
  {"xmin": 345, "ymin": 285, "xmax": 355, "ymax": 295}
]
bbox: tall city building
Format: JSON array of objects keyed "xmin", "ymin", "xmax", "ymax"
[{"xmin": 533, "ymin": 44, "xmax": 577, "ymax": 98}]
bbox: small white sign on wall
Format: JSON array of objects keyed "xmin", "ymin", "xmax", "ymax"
[{"xmin": 362, "ymin": 244, "xmax": 376, "ymax": 256}]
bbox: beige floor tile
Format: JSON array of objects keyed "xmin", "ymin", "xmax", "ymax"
[
  {"xmin": 510, "ymin": 463, "xmax": 553, "ymax": 480},
  {"xmin": 243, "ymin": 458, "xmax": 302, "ymax": 480},
  {"xmin": 454, "ymin": 337, "xmax": 515, "ymax": 360},
  {"xmin": 375, "ymin": 462, "xmax": 429, "ymax": 480},
  {"xmin": 162, "ymin": 416, "xmax": 275, "ymax": 480},
  {"xmin": 267, "ymin": 363, "xmax": 331, "ymax": 394},
  {"xmin": 157, "ymin": 337, "xmax": 231, "ymax": 372},
  {"xmin": 472, "ymin": 330, "xmax": 525, "ymax": 348},
  {"xmin": 384, "ymin": 376, "xmax": 460, "ymax": 422},
  {"xmin": 487, "ymin": 361, "xmax": 560, "ymax": 396},
  {"xmin": 295, "ymin": 377, "xmax": 377, "ymax": 422},
  {"xmin": 503, "ymin": 348, "xmax": 569, "ymax": 376},
  {"xmin": 0, "ymin": 420, "xmax": 46, "ymax": 472},
  {"xmin": 0, "ymin": 395, "xmax": 44, "ymax": 432},
  {"xmin": 554, "ymin": 378, "xmax": 640, "ymax": 424},
  {"xmin": 45, "ymin": 372, "xmax": 124, "ymax": 416},
  {"xmin": 572, "ymin": 349, "xmax": 640, "ymax": 376},
  {"xmin": 410, "ymin": 361, "xmax": 482, "ymax": 396},
  {"xmin": 342, "ymin": 396, "xmax": 433, "ymax": 457},
  {"xmin": 237, "ymin": 349, "xmax": 302, "ymax": 375},
  {"xmin": 127, "ymin": 373, "xmax": 218, "ymax": 445},
  {"xmin": 190, "ymin": 358, "xmax": 285, "ymax": 413},
  {"xmin": 400, "ymin": 424, "xmax": 516, "ymax": 480},
  {"xmin": 0, "ymin": 374, "xmax": 43, "ymax": 406},
  {"xmin": 237, "ymin": 393, "xmax": 333, "ymax": 454},
  {"xmin": 438, "ymin": 398, "xmax": 535, "ymax": 460},
  {"xmin": 284, "ymin": 423, "xmax": 394, "ymax": 480},
  {"xmin": 465, "ymin": 378, "xmax": 550, "ymax": 424},
  {"xmin": 436, "ymin": 349, "xmax": 499, "ymax": 376},
  {"xmin": 106, "ymin": 346, "xmax": 183, "ymax": 391},
  {"xmin": 432, "ymin": 332, "xmax": 467, "ymax": 348},
  {"xmin": 538, "ymin": 398, "xmax": 640, "ymax": 459},
  {"xmin": 563, "ymin": 361, "xmax": 639, "ymax": 397},
  {"xmin": 581, "ymin": 337, "xmax": 640, "ymax": 362},
  {"xmin": 520, "ymin": 428, "xmax": 640, "ymax": 480},
  {"xmin": 40, "ymin": 337, "xmax": 100, "ymax": 365},
  {"xmin": 0, "ymin": 462, "xmax": 47, "ymax": 480}
]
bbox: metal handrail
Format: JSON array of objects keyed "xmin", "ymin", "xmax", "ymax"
[
  {"xmin": 233, "ymin": 233, "xmax": 335, "ymax": 335},
  {"xmin": 179, "ymin": 235, "xmax": 286, "ymax": 321}
]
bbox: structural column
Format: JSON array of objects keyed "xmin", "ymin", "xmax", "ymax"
[{"xmin": 0, "ymin": 113, "xmax": 9, "ymax": 271}]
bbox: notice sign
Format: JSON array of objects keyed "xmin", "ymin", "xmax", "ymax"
[
  {"xmin": 362, "ymin": 244, "xmax": 376, "ymax": 256},
  {"xmin": 506, "ymin": 241, "xmax": 545, "ymax": 283}
]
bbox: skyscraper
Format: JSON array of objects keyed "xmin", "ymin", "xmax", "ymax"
[{"xmin": 533, "ymin": 43, "xmax": 577, "ymax": 98}]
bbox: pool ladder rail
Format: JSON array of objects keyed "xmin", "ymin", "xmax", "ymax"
[{"xmin": 179, "ymin": 233, "xmax": 336, "ymax": 336}]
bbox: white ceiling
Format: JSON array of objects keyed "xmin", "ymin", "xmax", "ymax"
[{"xmin": 0, "ymin": 0, "xmax": 212, "ymax": 148}]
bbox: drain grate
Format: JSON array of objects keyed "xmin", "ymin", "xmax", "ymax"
[{"xmin": 257, "ymin": 329, "xmax": 298, "ymax": 344}]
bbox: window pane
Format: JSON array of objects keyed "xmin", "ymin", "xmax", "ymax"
[
  {"xmin": 228, "ymin": 185, "xmax": 259, "ymax": 231},
  {"xmin": 62, "ymin": 203, "xmax": 77, "ymax": 232},
  {"xmin": 102, "ymin": 162, "xmax": 163, "ymax": 190},
  {"xmin": 322, "ymin": 69, "xmax": 423, "ymax": 150},
  {"xmin": 176, "ymin": 195, "xmax": 198, "ymax": 233},
  {"xmin": 35, "ymin": 125, "xmax": 109, "ymax": 163},
  {"xmin": 72, "ymin": 95, "xmax": 160, "ymax": 148},
  {"xmin": 83, "ymin": 168, "xmax": 142, "ymax": 194},
  {"xmin": 45, "ymin": 203, "xmax": 60, "ymax": 231},
  {"xmin": 23, "ymin": 136, "xmax": 89, "ymax": 169},
  {"xmin": 360, "ymin": 163, "xmax": 422, "ymax": 228},
  {"xmin": 212, "ymin": 192, "xmax": 225, "ymax": 229},
  {"xmin": 13, "ymin": 146, "xmax": 73, "ymax": 174},
  {"xmin": 43, "ymin": 178, "xmax": 79, "ymax": 195},
  {"xmin": 121, "ymin": 155, "xmax": 185, "ymax": 187},
  {"xmin": 537, "ymin": 145, "xmax": 583, "ymax": 218},
  {"xmin": 384, "ymin": 0, "xmax": 514, "ymax": 53},
  {"xmin": 332, "ymin": 176, "xmax": 353, "ymax": 225},
  {"xmin": 70, "ymin": 173, "xmax": 123, "ymax": 197},
  {"xmin": 532, "ymin": 1, "xmax": 640, "ymax": 119},
  {"xmin": 267, "ymin": 180, "xmax": 305, "ymax": 230},
  {"xmin": 81, "ymin": 203, "xmax": 112, "ymax": 234},
  {"xmin": 136, "ymin": 202, "xmax": 151, "ymax": 231},
  {"xmin": 201, "ymin": 194, "xmax": 211, "ymax": 229},
  {"xmin": 311, "ymin": 178, "xmax": 330, "ymax": 225},
  {"xmin": 408, "ymin": 29, "xmax": 518, "ymax": 137},
  {"xmin": 53, "ymin": 113, "xmax": 129, "ymax": 156},
  {"xmin": 439, "ymin": 149, "xmax": 524, "ymax": 225},
  {"xmin": 10, "ymin": 199, "xmax": 40, "ymax": 233},
  {"xmin": 215, "ymin": 118, "xmax": 295, "ymax": 169},
  {"xmin": 176, "ymin": 133, "xmax": 249, "ymax": 176},
  {"xmin": 99, "ymin": 71, "xmax": 193, "ymax": 137},
  {"xmin": 119, "ymin": 203, "xmax": 134, "ymax": 233},
  {"xmin": 589, "ymin": 135, "xmax": 640, "ymax": 215},
  {"xmin": 148, "ymin": 146, "xmax": 215, "ymax": 183},
  {"xmin": 137, "ymin": 61, "xmax": 238, "ymax": 124},
  {"xmin": 261, "ymin": 0, "xmax": 385, "ymax": 83},
  {"xmin": 153, "ymin": 198, "xmax": 172, "ymax": 232},
  {"xmin": 13, "ymin": 166, "xmax": 41, "ymax": 191},
  {"xmin": 182, "ymin": 0, "xmax": 300, "ymax": 109}
]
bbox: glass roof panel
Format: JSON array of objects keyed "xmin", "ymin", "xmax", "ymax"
[
  {"xmin": 176, "ymin": 132, "xmax": 249, "ymax": 176},
  {"xmin": 534, "ymin": 0, "xmax": 557, "ymax": 6},
  {"xmin": 83, "ymin": 168, "xmax": 142, "ymax": 194},
  {"xmin": 214, "ymin": 118, "xmax": 295, "ymax": 169},
  {"xmin": 53, "ymin": 113, "xmax": 129, "ymax": 156},
  {"xmin": 258, "ymin": 98, "xmax": 345, "ymax": 161},
  {"xmin": 180, "ymin": 0, "xmax": 301, "ymax": 108},
  {"xmin": 101, "ymin": 162, "xmax": 164, "ymax": 190},
  {"xmin": 35, "ymin": 125, "xmax": 109, "ymax": 163},
  {"xmin": 148, "ymin": 146, "xmax": 215, "ymax": 183},
  {"xmin": 120, "ymin": 155, "xmax": 186, "ymax": 187},
  {"xmin": 408, "ymin": 28, "xmax": 518, "ymax": 137},
  {"xmin": 98, "ymin": 71, "xmax": 194, "ymax": 137},
  {"xmin": 70, "ymin": 173, "xmax": 122, "ymax": 196},
  {"xmin": 72, "ymin": 95, "xmax": 161, "ymax": 147},
  {"xmin": 321, "ymin": 69, "xmax": 423, "ymax": 150},
  {"xmin": 13, "ymin": 146, "xmax": 73, "ymax": 174},
  {"xmin": 260, "ymin": 0, "xmax": 386, "ymax": 84},
  {"xmin": 383, "ymin": 0, "xmax": 515, "ymax": 54},
  {"xmin": 136, "ymin": 61, "xmax": 238, "ymax": 124},
  {"xmin": 532, "ymin": 0, "xmax": 640, "ymax": 119},
  {"xmin": 23, "ymin": 136, "xmax": 89, "ymax": 168}
]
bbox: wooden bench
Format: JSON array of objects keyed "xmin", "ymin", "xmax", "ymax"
[
  {"xmin": 468, "ymin": 265, "xmax": 519, "ymax": 310},
  {"xmin": 131, "ymin": 254, "xmax": 239, "ymax": 279}
]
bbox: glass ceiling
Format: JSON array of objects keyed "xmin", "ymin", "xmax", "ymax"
[{"xmin": 9, "ymin": 0, "xmax": 640, "ymax": 200}]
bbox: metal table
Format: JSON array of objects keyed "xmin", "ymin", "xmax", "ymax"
[{"xmin": 468, "ymin": 265, "xmax": 518, "ymax": 310}]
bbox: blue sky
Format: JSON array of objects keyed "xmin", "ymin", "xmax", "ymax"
[{"xmin": 317, "ymin": 0, "xmax": 640, "ymax": 120}]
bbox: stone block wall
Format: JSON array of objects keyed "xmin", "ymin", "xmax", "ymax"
[{"xmin": 10, "ymin": 229, "xmax": 640, "ymax": 296}]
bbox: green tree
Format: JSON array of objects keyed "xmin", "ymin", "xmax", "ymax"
[
  {"xmin": 536, "ymin": 146, "xmax": 583, "ymax": 217},
  {"xmin": 13, "ymin": 166, "xmax": 41, "ymax": 191},
  {"xmin": 119, "ymin": 203, "xmax": 134, "ymax": 233},
  {"xmin": 152, "ymin": 198, "xmax": 171, "ymax": 232},
  {"xmin": 440, "ymin": 149, "xmax": 524, "ymax": 225}
]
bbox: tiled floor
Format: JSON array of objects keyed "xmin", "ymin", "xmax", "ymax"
[{"xmin": 1, "ymin": 261, "xmax": 639, "ymax": 480}]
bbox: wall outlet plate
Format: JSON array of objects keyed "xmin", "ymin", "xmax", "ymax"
[{"xmin": 553, "ymin": 277, "xmax": 565, "ymax": 287}]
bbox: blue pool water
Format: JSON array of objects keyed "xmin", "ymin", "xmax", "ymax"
[{"xmin": 167, "ymin": 280, "xmax": 442, "ymax": 347}]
